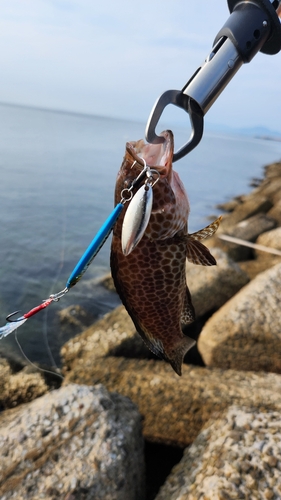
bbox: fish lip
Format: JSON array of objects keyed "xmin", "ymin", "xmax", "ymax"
[
  {"xmin": 125, "ymin": 143, "xmax": 147, "ymax": 169},
  {"xmin": 126, "ymin": 130, "xmax": 174, "ymax": 175}
]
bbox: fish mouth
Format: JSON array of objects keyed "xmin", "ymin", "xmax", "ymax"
[{"xmin": 126, "ymin": 130, "xmax": 174, "ymax": 176}]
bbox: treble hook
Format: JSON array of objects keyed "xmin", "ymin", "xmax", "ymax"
[{"xmin": 6, "ymin": 311, "xmax": 24, "ymax": 323}]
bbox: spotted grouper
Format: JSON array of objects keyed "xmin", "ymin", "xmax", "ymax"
[{"xmin": 110, "ymin": 130, "xmax": 221, "ymax": 375}]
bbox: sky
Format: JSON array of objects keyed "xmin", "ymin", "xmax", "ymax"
[{"xmin": 0, "ymin": 0, "xmax": 281, "ymax": 132}]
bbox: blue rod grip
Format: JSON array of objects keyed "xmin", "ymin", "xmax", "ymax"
[{"xmin": 66, "ymin": 203, "xmax": 124, "ymax": 289}]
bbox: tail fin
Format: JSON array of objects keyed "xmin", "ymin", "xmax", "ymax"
[{"xmin": 165, "ymin": 336, "xmax": 196, "ymax": 376}]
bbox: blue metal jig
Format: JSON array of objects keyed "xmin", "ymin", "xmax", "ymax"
[{"xmin": 66, "ymin": 202, "xmax": 124, "ymax": 288}]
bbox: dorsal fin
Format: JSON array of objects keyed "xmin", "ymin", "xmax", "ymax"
[{"xmin": 188, "ymin": 216, "xmax": 222, "ymax": 241}]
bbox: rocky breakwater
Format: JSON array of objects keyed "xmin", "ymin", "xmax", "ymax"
[
  {"xmin": 0, "ymin": 160, "xmax": 281, "ymax": 499},
  {"xmin": 199, "ymin": 161, "xmax": 281, "ymax": 373}
]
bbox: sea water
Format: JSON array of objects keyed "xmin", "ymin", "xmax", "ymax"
[{"xmin": 0, "ymin": 102, "xmax": 280, "ymax": 366}]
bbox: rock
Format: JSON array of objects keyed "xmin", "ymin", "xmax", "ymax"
[
  {"xmin": 210, "ymin": 213, "xmax": 276, "ymax": 261},
  {"xmin": 216, "ymin": 197, "xmax": 243, "ymax": 213},
  {"xmin": 215, "ymin": 161, "xmax": 281, "ymax": 229},
  {"xmin": 230, "ymin": 213, "xmax": 276, "ymax": 241},
  {"xmin": 207, "ymin": 161, "xmax": 281, "ymax": 260},
  {"xmin": 155, "ymin": 405, "xmax": 281, "ymax": 500},
  {"xmin": 0, "ymin": 383, "xmax": 145, "ymax": 500},
  {"xmin": 248, "ymin": 162, "xmax": 281, "ymax": 206},
  {"xmin": 63, "ymin": 356, "xmax": 281, "ymax": 448},
  {"xmin": 218, "ymin": 195, "xmax": 272, "ymax": 229},
  {"xmin": 61, "ymin": 305, "xmax": 149, "ymax": 372},
  {"xmin": 0, "ymin": 359, "xmax": 48, "ymax": 409},
  {"xmin": 238, "ymin": 254, "xmax": 281, "ymax": 280},
  {"xmin": 255, "ymin": 227, "xmax": 281, "ymax": 256},
  {"xmin": 198, "ymin": 262, "xmax": 281, "ymax": 373},
  {"xmin": 255, "ymin": 175, "xmax": 281, "ymax": 206},
  {"xmin": 58, "ymin": 304, "xmax": 95, "ymax": 336},
  {"xmin": 264, "ymin": 162, "xmax": 281, "ymax": 179},
  {"xmin": 267, "ymin": 199, "xmax": 281, "ymax": 225},
  {"xmin": 186, "ymin": 248, "xmax": 249, "ymax": 317},
  {"xmin": 100, "ymin": 272, "xmax": 116, "ymax": 292}
]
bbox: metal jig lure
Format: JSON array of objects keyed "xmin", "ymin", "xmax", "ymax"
[{"xmin": 121, "ymin": 167, "xmax": 160, "ymax": 256}]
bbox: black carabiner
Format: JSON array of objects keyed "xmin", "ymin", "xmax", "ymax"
[{"xmin": 145, "ymin": 90, "xmax": 204, "ymax": 162}]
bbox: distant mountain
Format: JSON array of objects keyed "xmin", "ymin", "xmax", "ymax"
[
  {"xmin": 205, "ymin": 122, "xmax": 281, "ymax": 139},
  {"xmin": 236, "ymin": 125, "xmax": 281, "ymax": 138}
]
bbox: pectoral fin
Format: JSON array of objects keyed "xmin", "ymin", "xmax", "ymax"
[
  {"xmin": 186, "ymin": 238, "xmax": 217, "ymax": 266},
  {"xmin": 186, "ymin": 216, "xmax": 222, "ymax": 266}
]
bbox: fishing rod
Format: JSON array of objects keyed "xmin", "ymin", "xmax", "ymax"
[{"xmin": 146, "ymin": 0, "xmax": 281, "ymax": 161}]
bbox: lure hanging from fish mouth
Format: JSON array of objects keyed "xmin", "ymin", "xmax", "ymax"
[
  {"xmin": 0, "ymin": 160, "xmax": 156, "ymax": 340},
  {"xmin": 122, "ymin": 183, "xmax": 153, "ymax": 256},
  {"xmin": 121, "ymin": 166, "xmax": 160, "ymax": 256}
]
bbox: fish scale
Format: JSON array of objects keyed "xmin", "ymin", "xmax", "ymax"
[{"xmin": 111, "ymin": 130, "xmax": 221, "ymax": 375}]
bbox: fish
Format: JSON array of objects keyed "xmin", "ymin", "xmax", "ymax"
[{"xmin": 110, "ymin": 130, "xmax": 221, "ymax": 375}]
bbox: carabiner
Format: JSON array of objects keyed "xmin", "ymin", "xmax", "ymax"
[{"xmin": 145, "ymin": 91, "xmax": 203, "ymax": 162}]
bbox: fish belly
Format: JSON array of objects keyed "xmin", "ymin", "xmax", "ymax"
[{"xmin": 110, "ymin": 232, "xmax": 195, "ymax": 375}]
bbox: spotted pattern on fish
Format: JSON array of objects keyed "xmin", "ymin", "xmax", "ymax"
[
  {"xmin": 111, "ymin": 230, "xmax": 196, "ymax": 373},
  {"xmin": 144, "ymin": 172, "xmax": 190, "ymax": 240},
  {"xmin": 111, "ymin": 130, "xmax": 221, "ymax": 375}
]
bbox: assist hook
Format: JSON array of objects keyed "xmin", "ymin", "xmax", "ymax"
[
  {"xmin": 6, "ymin": 311, "xmax": 23, "ymax": 323},
  {"xmin": 145, "ymin": 0, "xmax": 281, "ymax": 162}
]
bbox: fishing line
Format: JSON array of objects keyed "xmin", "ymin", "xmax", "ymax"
[
  {"xmin": 41, "ymin": 169, "xmax": 67, "ymax": 372},
  {"xmin": 14, "ymin": 329, "xmax": 64, "ymax": 381},
  {"xmin": 17, "ymin": 154, "xmax": 68, "ymax": 375},
  {"xmin": 0, "ymin": 162, "xmax": 152, "ymax": 360}
]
